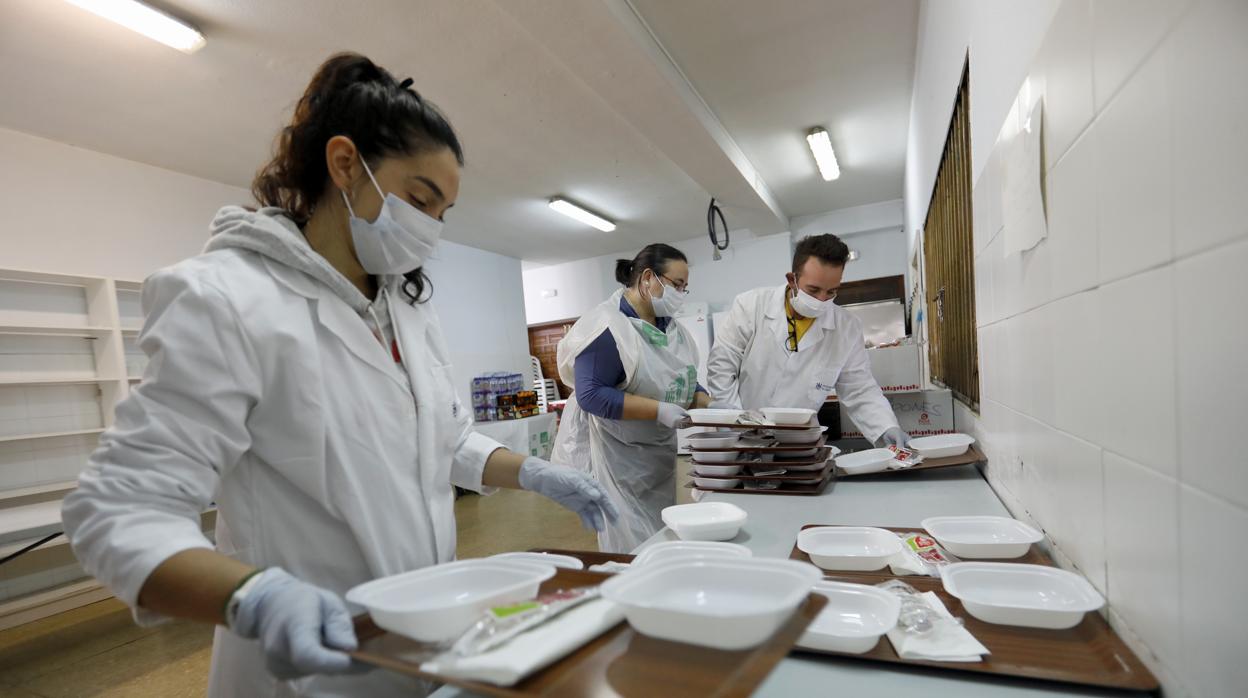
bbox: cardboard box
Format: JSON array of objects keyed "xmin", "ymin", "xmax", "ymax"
[
  {"xmin": 839, "ymin": 388, "xmax": 954, "ymax": 439},
  {"xmin": 866, "ymin": 343, "xmax": 922, "ymax": 393}
]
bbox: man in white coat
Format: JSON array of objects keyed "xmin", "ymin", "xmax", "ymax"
[{"xmin": 707, "ymin": 234, "xmax": 909, "ymax": 448}]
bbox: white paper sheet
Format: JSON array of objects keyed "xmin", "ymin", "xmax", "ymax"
[{"xmin": 999, "ymin": 101, "xmax": 1048, "ymax": 256}]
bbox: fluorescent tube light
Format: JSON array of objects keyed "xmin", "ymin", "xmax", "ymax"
[
  {"xmin": 65, "ymin": 0, "xmax": 206, "ymax": 54},
  {"xmin": 548, "ymin": 198, "xmax": 616, "ymax": 232},
  {"xmin": 806, "ymin": 127, "xmax": 840, "ymax": 181}
]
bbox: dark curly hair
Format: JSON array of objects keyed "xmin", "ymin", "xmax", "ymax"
[
  {"xmin": 252, "ymin": 52, "xmax": 463, "ymax": 303},
  {"xmin": 792, "ymin": 233, "xmax": 850, "ymax": 274}
]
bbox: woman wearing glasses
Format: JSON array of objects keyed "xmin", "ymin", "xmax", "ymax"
[
  {"xmin": 552, "ymin": 243, "xmax": 711, "ymax": 552},
  {"xmin": 706, "ymin": 233, "xmax": 908, "ymax": 449}
]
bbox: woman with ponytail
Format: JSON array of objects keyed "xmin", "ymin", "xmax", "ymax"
[
  {"xmin": 552, "ymin": 243, "xmax": 712, "ymax": 552},
  {"xmin": 61, "ymin": 53, "xmax": 615, "ymax": 697}
]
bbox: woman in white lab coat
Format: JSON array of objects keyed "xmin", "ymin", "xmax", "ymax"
[
  {"xmin": 61, "ymin": 53, "xmax": 616, "ymax": 698},
  {"xmin": 551, "ymin": 244, "xmax": 711, "ymax": 553}
]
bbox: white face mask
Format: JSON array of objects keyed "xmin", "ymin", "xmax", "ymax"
[
  {"xmin": 647, "ymin": 276, "xmax": 687, "ymax": 317},
  {"xmin": 342, "ymin": 158, "xmax": 443, "ymax": 275},
  {"xmin": 789, "ymin": 286, "xmax": 833, "ymax": 318}
]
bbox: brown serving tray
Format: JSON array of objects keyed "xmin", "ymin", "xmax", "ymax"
[
  {"xmin": 788, "ymin": 525, "xmax": 1054, "ymax": 580},
  {"xmin": 528, "ymin": 549, "xmax": 634, "ymax": 568},
  {"xmin": 783, "ymin": 525, "xmax": 1158, "ymax": 693},
  {"xmin": 686, "ymin": 419, "xmax": 819, "ymax": 431},
  {"xmin": 693, "ymin": 462, "xmax": 835, "ymax": 483},
  {"xmin": 686, "ymin": 469, "xmax": 834, "ymax": 496},
  {"xmin": 690, "ymin": 436, "xmax": 827, "ymax": 453},
  {"xmin": 350, "ymin": 568, "xmax": 828, "ymax": 698},
  {"xmin": 796, "ymin": 573, "xmax": 1157, "ymax": 693},
  {"xmin": 692, "ymin": 446, "xmax": 835, "ymax": 468},
  {"xmin": 832, "ymin": 443, "xmax": 986, "ymax": 477}
]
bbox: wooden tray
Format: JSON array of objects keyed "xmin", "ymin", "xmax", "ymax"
[
  {"xmin": 832, "ymin": 443, "xmax": 986, "ymax": 477},
  {"xmin": 528, "ymin": 549, "xmax": 634, "ymax": 568},
  {"xmin": 795, "ymin": 574, "xmax": 1158, "ymax": 693},
  {"xmin": 692, "ymin": 446, "xmax": 835, "ymax": 468},
  {"xmin": 350, "ymin": 568, "xmax": 828, "ymax": 698},
  {"xmin": 788, "ymin": 525, "xmax": 1055, "ymax": 580},
  {"xmin": 686, "ymin": 469, "xmax": 834, "ymax": 496},
  {"xmin": 691, "ymin": 436, "xmax": 827, "ymax": 453},
  {"xmin": 693, "ymin": 462, "xmax": 834, "ymax": 483},
  {"xmin": 687, "ymin": 419, "xmax": 818, "ymax": 431}
]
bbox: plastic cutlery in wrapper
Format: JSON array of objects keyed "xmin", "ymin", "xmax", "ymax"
[
  {"xmin": 449, "ymin": 586, "xmax": 600, "ymax": 657},
  {"xmin": 888, "ymin": 532, "xmax": 961, "ymax": 576}
]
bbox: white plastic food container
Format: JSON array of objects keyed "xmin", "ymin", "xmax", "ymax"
[
  {"xmin": 908, "ymin": 433, "xmax": 975, "ymax": 458},
  {"xmin": 632, "ymin": 541, "xmax": 752, "ymax": 568},
  {"xmin": 940, "ymin": 562, "xmax": 1104, "ymax": 629},
  {"xmin": 797, "ymin": 526, "xmax": 902, "ymax": 571},
  {"xmin": 489, "ymin": 551, "xmax": 584, "ymax": 570},
  {"xmin": 921, "ymin": 515, "xmax": 1043, "ymax": 559},
  {"xmin": 760, "ymin": 407, "xmax": 817, "ymax": 425},
  {"xmin": 687, "ymin": 408, "xmax": 744, "ymax": 425},
  {"xmin": 690, "ymin": 450, "xmax": 741, "ymax": 464},
  {"xmin": 345, "ymin": 560, "xmax": 557, "ymax": 642},
  {"xmin": 661, "ymin": 502, "xmax": 748, "ymax": 541},
  {"xmin": 693, "ymin": 476, "xmax": 741, "ymax": 490},
  {"xmin": 834, "ymin": 448, "xmax": 896, "ymax": 475},
  {"xmin": 685, "ymin": 431, "xmax": 742, "ymax": 448},
  {"xmin": 772, "ymin": 426, "xmax": 827, "ymax": 444},
  {"xmin": 798, "ymin": 581, "xmax": 901, "ymax": 654},
  {"xmin": 692, "ymin": 463, "xmax": 742, "ymax": 477},
  {"xmin": 600, "ymin": 558, "xmax": 822, "ymax": 650}
]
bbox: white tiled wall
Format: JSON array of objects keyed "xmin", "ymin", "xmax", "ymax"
[{"xmin": 963, "ymin": 1, "xmax": 1247, "ymax": 694}]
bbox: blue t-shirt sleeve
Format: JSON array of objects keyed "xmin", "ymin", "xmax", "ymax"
[
  {"xmin": 695, "ymin": 383, "xmax": 708, "ymax": 395},
  {"xmin": 574, "ymin": 330, "xmax": 627, "ymax": 420}
]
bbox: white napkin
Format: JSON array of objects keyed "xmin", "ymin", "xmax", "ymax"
[
  {"xmin": 887, "ymin": 545, "xmax": 930, "ymax": 576},
  {"xmin": 587, "ymin": 561, "xmax": 632, "ymax": 574},
  {"xmin": 885, "ymin": 592, "xmax": 988, "ymax": 662},
  {"xmin": 419, "ymin": 599, "xmax": 625, "ymax": 686}
]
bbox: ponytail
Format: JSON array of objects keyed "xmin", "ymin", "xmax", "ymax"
[{"xmin": 616, "ymin": 243, "xmax": 687, "ymax": 287}]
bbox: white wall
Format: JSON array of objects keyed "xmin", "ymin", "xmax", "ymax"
[
  {"xmin": 0, "ymin": 127, "xmax": 249, "ymax": 281},
  {"xmin": 0, "ymin": 126, "xmax": 531, "ymax": 405},
  {"xmin": 523, "ymin": 231, "xmax": 794, "ymax": 325},
  {"xmin": 903, "ymin": 0, "xmax": 1060, "ymax": 262},
  {"xmin": 790, "ymin": 200, "xmax": 907, "ymax": 283},
  {"xmin": 425, "ymin": 241, "xmax": 531, "ymax": 398},
  {"xmin": 911, "ymin": 2, "xmax": 1248, "ymax": 695}
]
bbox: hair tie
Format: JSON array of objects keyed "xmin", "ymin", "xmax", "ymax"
[{"xmin": 399, "ymin": 77, "xmax": 414, "ymax": 89}]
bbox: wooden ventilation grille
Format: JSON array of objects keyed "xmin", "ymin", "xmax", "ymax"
[{"xmin": 923, "ymin": 61, "xmax": 979, "ymax": 408}]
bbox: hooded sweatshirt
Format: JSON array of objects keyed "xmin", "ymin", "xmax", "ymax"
[{"xmin": 204, "ymin": 205, "xmax": 404, "ymax": 363}]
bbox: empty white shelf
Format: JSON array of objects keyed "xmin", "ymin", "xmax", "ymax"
[
  {"xmin": 0, "ymin": 428, "xmax": 104, "ymax": 444},
  {"xmin": 0, "ymin": 480, "xmax": 79, "ymax": 503},
  {"xmin": 0, "ymin": 375, "xmax": 117, "ymax": 387},
  {"xmin": 0, "ymin": 324, "xmax": 113, "ymax": 338},
  {"xmin": 0, "ymin": 499, "xmax": 63, "ymax": 545}
]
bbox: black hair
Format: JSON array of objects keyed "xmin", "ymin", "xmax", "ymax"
[
  {"xmin": 614, "ymin": 243, "xmax": 688, "ymax": 287},
  {"xmin": 792, "ymin": 234, "xmax": 850, "ymax": 274},
  {"xmin": 252, "ymin": 52, "xmax": 463, "ymax": 304}
]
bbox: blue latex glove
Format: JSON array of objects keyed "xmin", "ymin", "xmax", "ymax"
[
  {"xmin": 519, "ymin": 457, "xmax": 620, "ymax": 531},
  {"xmin": 879, "ymin": 426, "xmax": 911, "ymax": 449},
  {"xmin": 230, "ymin": 568, "xmax": 360, "ymax": 680},
  {"xmin": 655, "ymin": 401, "xmax": 691, "ymax": 429}
]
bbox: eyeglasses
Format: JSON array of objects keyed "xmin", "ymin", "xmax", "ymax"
[{"xmin": 659, "ymin": 274, "xmax": 690, "ymax": 294}]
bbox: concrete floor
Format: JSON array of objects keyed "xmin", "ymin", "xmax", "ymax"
[{"xmin": 0, "ymin": 488, "xmax": 597, "ymax": 697}]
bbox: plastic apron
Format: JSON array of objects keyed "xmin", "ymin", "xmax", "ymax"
[{"xmin": 551, "ymin": 297, "xmax": 698, "ymax": 553}]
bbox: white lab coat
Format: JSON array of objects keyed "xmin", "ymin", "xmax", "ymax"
[
  {"xmin": 706, "ymin": 284, "xmax": 899, "ymax": 443},
  {"xmin": 61, "ymin": 247, "xmax": 502, "ymax": 697}
]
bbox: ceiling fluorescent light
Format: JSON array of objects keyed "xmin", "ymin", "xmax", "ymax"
[
  {"xmin": 548, "ymin": 198, "xmax": 616, "ymax": 232},
  {"xmin": 65, "ymin": 0, "xmax": 206, "ymax": 53},
  {"xmin": 806, "ymin": 127, "xmax": 840, "ymax": 181}
]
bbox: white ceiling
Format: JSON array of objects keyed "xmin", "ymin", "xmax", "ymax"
[
  {"xmin": 0, "ymin": 0, "xmax": 917, "ymax": 265},
  {"xmin": 631, "ymin": 0, "xmax": 919, "ymax": 218}
]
